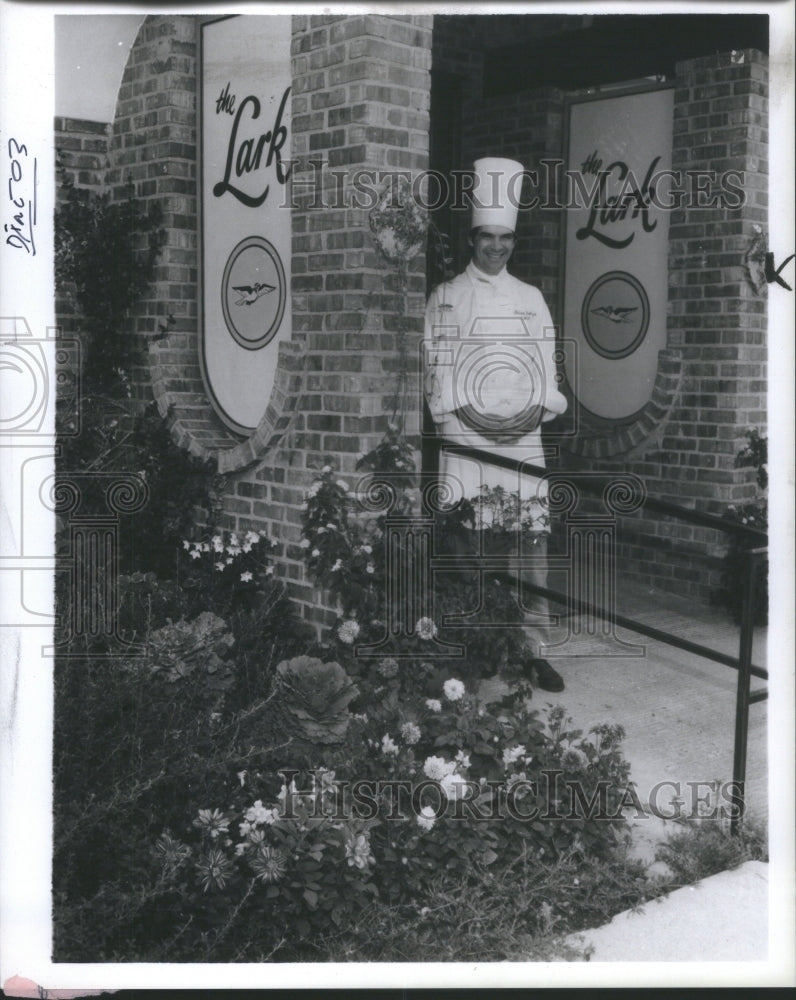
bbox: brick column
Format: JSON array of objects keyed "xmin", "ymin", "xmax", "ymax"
[
  {"xmin": 290, "ymin": 12, "xmax": 432, "ymax": 451},
  {"xmin": 667, "ymin": 48, "xmax": 768, "ymax": 509},
  {"xmin": 280, "ymin": 13, "xmax": 432, "ymax": 620}
]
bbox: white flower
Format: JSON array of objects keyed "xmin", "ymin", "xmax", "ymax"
[
  {"xmin": 561, "ymin": 746, "xmax": 589, "ymax": 772},
  {"xmin": 240, "ymin": 571, "xmax": 253, "ymax": 583},
  {"xmin": 245, "ymin": 530, "xmax": 259, "ymax": 544},
  {"xmin": 317, "ymin": 526, "xmax": 326, "ymax": 535},
  {"xmin": 440, "ymin": 772, "xmax": 469, "ymax": 801},
  {"xmin": 230, "ymin": 533, "xmax": 239, "ymax": 546},
  {"xmin": 502, "ymin": 744, "xmax": 526, "ymax": 767},
  {"xmin": 417, "ymin": 806, "xmax": 437, "ymax": 831},
  {"xmin": 322, "ymin": 465, "xmax": 332, "ymax": 474},
  {"xmin": 400, "ymin": 722, "xmax": 421, "ymax": 745},
  {"xmin": 311, "ymin": 548, "xmax": 320, "ymax": 557},
  {"xmin": 245, "ymin": 800, "xmax": 279, "ymax": 826},
  {"xmin": 331, "ymin": 559, "xmax": 343, "ymax": 572},
  {"xmin": 299, "ymin": 538, "xmax": 310, "ymax": 549},
  {"xmin": 337, "ymin": 619, "xmax": 360, "ymax": 645},
  {"xmin": 506, "ymin": 771, "xmax": 527, "ymax": 792},
  {"xmin": 381, "ymin": 733, "xmax": 399, "ymax": 755},
  {"xmin": 182, "ymin": 540, "xmax": 191, "ymax": 550},
  {"xmin": 336, "ymin": 479, "xmax": 348, "ymax": 491},
  {"xmin": 211, "ymin": 535, "xmax": 224, "ymax": 553},
  {"xmin": 242, "ymin": 543, "xmax": 252, "ymax": 553},
  {"xmin": 423, "ymin": 755, "xmax": 455, "ymax": 781},
  {"xmin": 455, "ymin": 750, "xmax": 471, "ymax": 769},
  {"xmin": 190, "ymin": 549, "xmax": 201, "ymax": 560},
  {"xmin": 416, "ymin": 617, "xmax": 438, "ymax": 641},
  {"xmin": 361, "ymin": 544, "xmax": 372, "ymax": 555},
  {"xmin": 277, "ymin": 780, "xmax": 298, "ymax": 802},
  {"xmin": 201, "ymin": 543, "xmax": 210, "ymax": 552},
  {"xmin": 425, "ymin": 698, "xmax": 442, "ymax": 713},
  {"xmin": 235, "ymin": 843, "xmax": 247, "ymax": 856},
  {"xmin": 237, "ymin": 770, "xmax": 247, "ymax": 787},
  {"xmin": 265, "ymin": 566, "xmax": 274, "ymax": 576},
  {"xmin": 214, "ymin": 561, "xmax": 225, "ymax": 571},
  {"xmin": 366, "ymin": 563, "xmax": 375, "ymax": 574},
  {"xmin": 443, "ymin": 678, "xmax": 465, "ymax": 701},
  {"xmin": 193, "ymin": 808, "xmax": 230, "ymax": 836},
  {"xmin": 225, "ymin": 557, "xmax": 233, "ymax": 565},
  {"xmin": 326, "ymin": 522, "xmax": 337, "ymax": 530},
  {"xmin": 345, "ymin": 832, "xmax": 374, "ymax": 869}
]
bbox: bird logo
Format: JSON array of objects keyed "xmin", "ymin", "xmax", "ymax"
[
  {"xmin": 590, "ymin": 305, "xmax": 638, "ymax": 324},
  {"xmin": 232, "ymin": 281, "xmax": 276, "ymax": 306}
]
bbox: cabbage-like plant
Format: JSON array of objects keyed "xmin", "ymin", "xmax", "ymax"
[{"xmin": 273, "ymin": 656, "xmax": 359, "ymax": 744}]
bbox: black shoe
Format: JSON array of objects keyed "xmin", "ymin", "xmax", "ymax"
[{"xmin": 527, "ymin": 658, "xmax": 565, "ymax": 693}]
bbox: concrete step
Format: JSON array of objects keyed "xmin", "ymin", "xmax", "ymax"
[{"xmin": 563, "ymin": 860, "xmax": 768, "ymax": 962}]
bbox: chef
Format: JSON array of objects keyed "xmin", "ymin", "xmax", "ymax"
[{"xmin": 423, "ymin": 157, "xmax": 568, "ymax": 692}]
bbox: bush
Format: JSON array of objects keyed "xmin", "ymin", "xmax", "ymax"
[
  {"xmin": 55, "ymin": 173, "xmax": 166, "ymax": 386},
  {"xmin": 300, "ymin": 445, "xmax": 548, "ymax": 691},
  {"xmin": 717, "ymin": 430, "xmax": 768, "ymax": 626},
  {"xmin": 53, "ymin": 532, "xmax": 314, "ymax": 960},
  {"xmin": 655, "ymin": 815, "xmax": 768, "ymax": 885},
  {"xmin": 122, "ymin": 664, "xmax": 640, "ymax": 961}
]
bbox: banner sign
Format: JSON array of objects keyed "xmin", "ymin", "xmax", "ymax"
[
  {"xmin": 562, "ymin": 86, "xmax": 674, "ymax": 422},
  {"xmin": 200, "ymin": 15, "xmax": 292, "ymax": 434}
]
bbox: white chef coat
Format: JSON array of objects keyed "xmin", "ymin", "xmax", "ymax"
[{"xmin": 424, "ymin": 261, "xmax": 568, "ymax": 526}]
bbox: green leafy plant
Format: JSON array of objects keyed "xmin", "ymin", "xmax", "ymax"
[
  {"xmin": 655, "ymin": 815, "xmax": 768, "ymax": 885},
  {"xmin": 735, "ymin": 428, "xmax": 767, "ymax": 491},
  {"xmin": 266, "ymin": 656, "xmax": 360, "ymax": 755},
  {"xmin": 300, "ymin": 441, "xmax": 550, "ymax": 690},
  {"xmin": 55, "ymin": 172, "xmax": 166, "ymax": 387},
  {"xmin": 717, "ymin": 430, "xmax": 768, "ymax": 625}
]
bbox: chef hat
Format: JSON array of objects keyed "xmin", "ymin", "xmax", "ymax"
[{"xmin": 471, "ymin": 157, "xmax": 524, "ymax": 232}]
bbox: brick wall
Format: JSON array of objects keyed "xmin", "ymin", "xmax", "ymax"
[
  {"xmin": 55, "ymin": 16, "xmax": 767, "ymax": 613},
  {"xmin": 77, "ymin": 13, "xmax": 433, "ymax": 627},
  {"xmin": 565, "ymin": 49, "xmax": 769, "ymax": 604},
  {"xmin": 54, "ymin": 117, "xmax": 111, "ymax": 351}
]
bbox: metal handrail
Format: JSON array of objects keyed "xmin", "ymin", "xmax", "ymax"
[
  {"xmin": 434, "ymin": 437, "xmax": 768, "ymax": 833},
  {"xmin": 438, "ymin": 441, "xmax": 768, "ymax": 542}
]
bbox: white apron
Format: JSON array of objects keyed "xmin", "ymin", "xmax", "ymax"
[{"xmin": 424, "ymin": 262, "xmax": 568, "ymax": 530}]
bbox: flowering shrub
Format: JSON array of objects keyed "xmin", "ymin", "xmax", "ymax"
[
  {"xmin": 154, "ymin": 771, "xmax": 379, "ymax": 949},
  {"xmin": 300, "ymin": 436, "xmax": 546, "ymax": 688},
  {"xmin": 180, "ymin": 528, "xmax": 276, "ymax": 617},
  {"xmin": 154, "ymin": 672, "xmax": 635, "ymax": 957},
  {"xmin": 368, "ymin": 175, "xmax": 428, "ymax": 265}
]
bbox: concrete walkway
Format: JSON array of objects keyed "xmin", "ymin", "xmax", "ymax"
[
  {"xmin": 479, "ymin": 581, "xmax": 771, "ymax": 964},
  {"xmin": 486, "ymin": 579, "xmax": 768, "ymax": 821},
  {"xmin": 565, "ymin": 860, "xmax": 769, "ymax": 961}
]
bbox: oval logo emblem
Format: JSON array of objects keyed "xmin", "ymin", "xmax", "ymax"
[{"xmin": 221, "ymin": 235, "xmax": 286, "ymax": 351}]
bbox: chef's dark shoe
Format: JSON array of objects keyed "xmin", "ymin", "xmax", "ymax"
[{"xmin": 528, "ymin": 658, "xmax": 565, "ymax": 692}]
